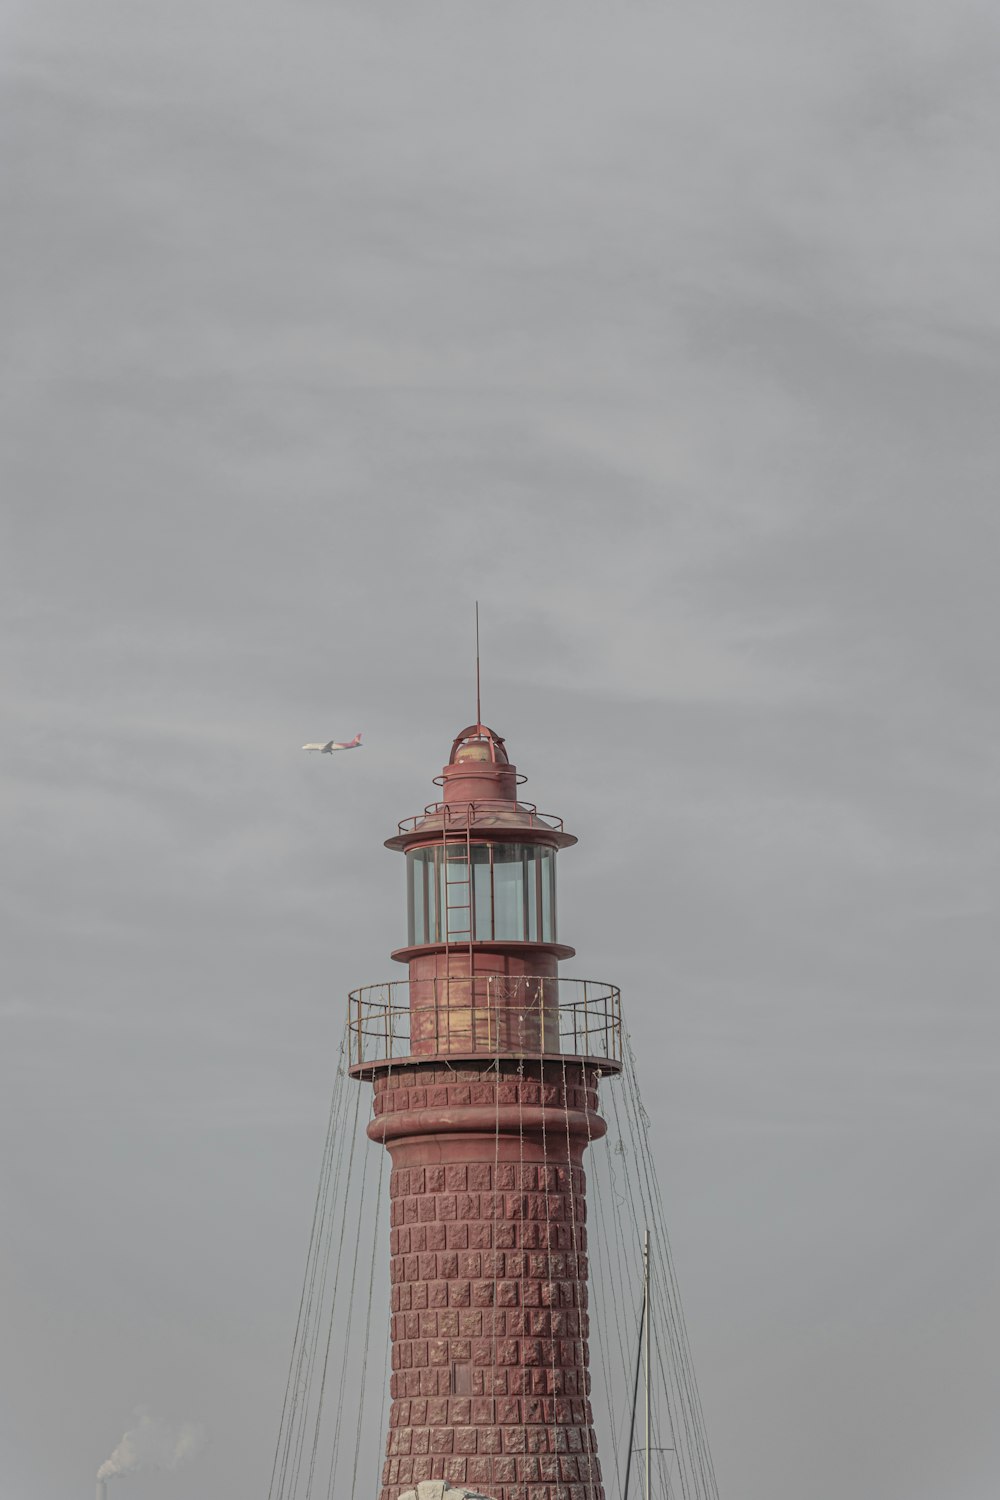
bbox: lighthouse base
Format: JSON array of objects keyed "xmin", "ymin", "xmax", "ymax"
[
  {"xmin": 398, "ymin": 1487, "xmax": 496, "ymax": 1500},
  {"xmin": 375, "ymin": 1059, "xmax": 607, "ymax": 1500}
]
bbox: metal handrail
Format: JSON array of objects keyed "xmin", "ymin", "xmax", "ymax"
[
  {"xmin": 346, "ymin": 975, "xmax": 622, "ymax": 1069},
  {"xmin": 395, "ymin": 800, "xmax": 565, "ymax": 837}
]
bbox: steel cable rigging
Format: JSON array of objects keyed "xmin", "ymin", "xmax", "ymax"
[{"xmin": 267, "ymin": 1013, "xmax": 719, "ymax": 1500}]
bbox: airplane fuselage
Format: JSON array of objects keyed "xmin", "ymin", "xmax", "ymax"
[{"xmin": 302, "ymin": 735, "xmax": 362, "ymax": 753}]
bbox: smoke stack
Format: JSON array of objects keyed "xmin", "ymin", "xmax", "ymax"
[{"xmin": 97, "ymin": 1481, "xmax": 108, "ymax": 1500}]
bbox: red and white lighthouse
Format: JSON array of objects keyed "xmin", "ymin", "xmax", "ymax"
[{"xmin": 349, "ymin": 722, "xmax": 622, "ymax": 1500}]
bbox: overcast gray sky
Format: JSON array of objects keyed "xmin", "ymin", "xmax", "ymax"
[{"xmin": 3, "ymin": 1, "xmax": 999, "ymax": 1497}]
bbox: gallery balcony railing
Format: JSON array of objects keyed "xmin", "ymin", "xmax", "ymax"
[
  {"xmin": 394, "ymin": 800, "xmax": 566, "ymax": 838},
  {"xmin": 346, "ymin": 976, "xmax": 622, "ymax": 1071}
]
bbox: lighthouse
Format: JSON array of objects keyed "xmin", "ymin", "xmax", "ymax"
[{"xmin": 349, "ymin": 722, "xmax": 622, "ymax": 1500}]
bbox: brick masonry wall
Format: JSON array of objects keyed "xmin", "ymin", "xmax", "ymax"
[{"xmin": 372, "ymin": 1062, "xmax": 607, "ymax": 1500}]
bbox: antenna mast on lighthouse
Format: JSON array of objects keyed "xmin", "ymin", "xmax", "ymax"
[{"xmin": 475, "ymin": 600, "xmax": 482, "ymax": 730}]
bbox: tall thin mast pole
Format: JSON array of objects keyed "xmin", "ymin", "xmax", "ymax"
[
  {"xmin": 622, "ymin": 1290, "xmax": 645, "ymax": 1498},
  {"xmin": 475, "ymin": 600, "xmax": 482, "ymax": 728},
  {"xmin": 644, "ymin": 1227, "xmax": 651, "ymax": 1500}
]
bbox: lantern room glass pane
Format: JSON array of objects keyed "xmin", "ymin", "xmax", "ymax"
[
  {"xmin": 524, "ymin": 848, "xmax": 539, "ymax": 942},
  {"xmin": 492, "ymin": 846, "xmax": 525, "ymax": 940},
  {"xmin": 406, "ymin": 847, "xmax": 442, "ymax": 945},
  {"xmin": 542, "ymin": 847, "xmax": 555, "ymax": 936},
  {"xmin": 410, "ymin": 849, "xmax": 425, "ymax": 943},
  {"xmin": 472, "ymin": 848, "xmax": 492, "ymax": 941}
]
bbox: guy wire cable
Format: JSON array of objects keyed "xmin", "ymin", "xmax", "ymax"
[
  {"xmin": 621, "ymin": 1040, "xmax": 718, "ymax": 1499},
  {"xmin": 325, "ymin": 1091, "xmax": 375, "ymax": 1500},
  {"xmin": 299, "ymin": 1070, "xmax": 363, "ymax": 1498},
  {"xmin": 270, "ymin": 1039, "xmax": 349, "ymax": 1500}
]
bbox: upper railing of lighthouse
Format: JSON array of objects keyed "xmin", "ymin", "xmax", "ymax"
[
  {"xmin": 394, "ymin": 798, "xmax": 567, "ymax": 837},
  {"xmin": 347, "ymin": 975, "xmax": 623, "ymax": 1072}
]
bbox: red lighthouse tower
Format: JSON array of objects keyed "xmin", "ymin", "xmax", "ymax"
[{"xmin": 349, "ymin": 722, "xmax": 622, "ymax": 1500}]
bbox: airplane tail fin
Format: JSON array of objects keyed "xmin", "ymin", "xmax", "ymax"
[{"xmin": 354, "ymin": 733, "xmax": 363, "ymax": 745}]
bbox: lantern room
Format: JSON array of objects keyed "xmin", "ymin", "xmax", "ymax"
[{"xmin": 405, "ymin": 840, "xmax": 558, "ymax": 946}]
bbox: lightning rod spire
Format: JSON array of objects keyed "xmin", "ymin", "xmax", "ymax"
[{"xmin": 475, "ymin": 600, "xmax": 482, "ymax": 728}]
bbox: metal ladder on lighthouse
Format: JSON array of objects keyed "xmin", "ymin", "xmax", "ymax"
[{"xmin": 441, "ymin": 815, "xmax": 475, "ymax": 1050}]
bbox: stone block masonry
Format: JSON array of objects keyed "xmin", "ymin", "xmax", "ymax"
[{"xmin": 372, "ymin": 1061, "xmax": 606, "ymax": 1500}]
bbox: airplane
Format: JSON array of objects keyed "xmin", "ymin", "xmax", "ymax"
[{"xmin": 302, "ymin": 733, "xmax": 363, "ymax": 753}]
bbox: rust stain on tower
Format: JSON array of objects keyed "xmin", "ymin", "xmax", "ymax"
[{"xmin": 348, "ymin": 722, "xmax": 622, "ymax": 1500}]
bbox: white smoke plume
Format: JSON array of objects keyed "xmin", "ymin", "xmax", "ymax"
[{"xmin": 97, "ymin": 1409, "xmax": 208, "ymax": 1482}]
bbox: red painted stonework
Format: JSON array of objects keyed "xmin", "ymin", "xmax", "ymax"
[{"xmin": 372, "ymin": 1062, "xmax": 607, "ymax": 1500}]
